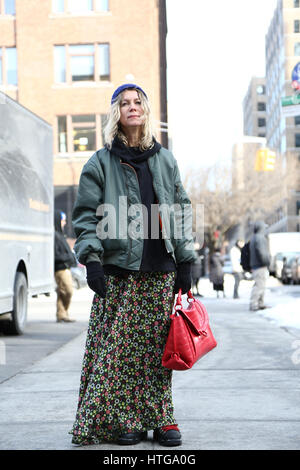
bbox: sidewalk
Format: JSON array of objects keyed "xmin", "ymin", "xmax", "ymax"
[{"xmin": 1, "ymin": 278, "xmax": 300, "ymax": 450}]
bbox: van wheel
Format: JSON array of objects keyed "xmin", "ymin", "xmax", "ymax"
[{"xmin": 10, "ymin": 272, "xmax": 28, "ymax": 335}]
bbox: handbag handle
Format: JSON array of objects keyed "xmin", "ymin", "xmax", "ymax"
[
  {"xmin": 176, "ymin": 288, "xmax": 194, "ymax": 307},
  {"xmin": 175, "ymin": 289, "xmax": 208, "ymax": 334}
]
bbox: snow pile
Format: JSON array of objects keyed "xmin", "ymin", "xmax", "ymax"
[
  {"xmin": 195, "ymin": 274, "xmax": 300, "ymax": 330},
  {"xmin": 258, "ymin": 297, "xmax": 300, "ymax": 329}
]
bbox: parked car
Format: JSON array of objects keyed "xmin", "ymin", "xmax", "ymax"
[
  {"xmin": 274, "ymin": 252, "xmax": 300, "ymax": 279},
  {"xmin": 281, "ymin": 256, "xmax": 297, "ymax": 284},
  {"xmin": 291, "ymin": 256, "xmax": 300, "ymax": 285},
  {"xmin": 268, "ymin": 232, "xmax": 300, "ymax": 276},
  {"xmin": 274, "ymin": 252, "xmax": 300, "ymax": 283}
]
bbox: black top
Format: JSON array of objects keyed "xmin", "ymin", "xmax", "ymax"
[
  {"xmin": 103, "ymin": 137, "xmax": 176, "ymax": 276},
  {"xmin": 54, "ymin": 210, "xmax": 77, "ymax": 272}
]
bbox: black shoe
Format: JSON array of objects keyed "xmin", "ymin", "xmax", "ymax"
[
  {"xmin": 153, "ymin": 426, "xmax": 182, "ymax": 447},
  {"xmin": 117, "ymin": 430, "xmax": 147, "ymax": 446}
]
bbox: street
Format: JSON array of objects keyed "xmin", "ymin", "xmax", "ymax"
[{"xmin": 0, "ymin": 275, "xmax": 300, "ymax": 450}]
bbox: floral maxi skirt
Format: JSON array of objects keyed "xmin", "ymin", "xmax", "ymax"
[{"xmin": 70, "ymin": 271, "xmax": 176, "ymax": 445}]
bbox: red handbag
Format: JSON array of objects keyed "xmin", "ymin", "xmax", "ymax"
[{"xmin": 162, "ymin": 289, "xmax": 217, "ymax": 370}]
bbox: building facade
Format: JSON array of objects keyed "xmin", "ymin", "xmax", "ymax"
[
  {"xmin": 232, "ymin": 136, "xmax": 267, "ymax": 193},
  {"xmin": 265, "ymin": 0, "xmax": 300, "ymax": 231},
  {"xmin": 243, "ymin": 77, "xmax": 267, "ymax": 138},
  {"xmin": 0, "ymin": 0, "xmax": 168, "ymax": 235}
]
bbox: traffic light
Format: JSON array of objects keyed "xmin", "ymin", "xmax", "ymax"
[
  {"xmin": 255, "ymin": 148, "xmax": 276, "ymax": 172},
  {"xmin": 264, "ymin": 149, "xmax": 276, "ymax": 171}
]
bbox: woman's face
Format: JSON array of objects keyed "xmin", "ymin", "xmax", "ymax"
[{"xmin": 119, "ymin": 89, "xmax": 145, "ymax": 130}]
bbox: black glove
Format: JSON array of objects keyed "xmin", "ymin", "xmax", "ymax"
[
  {"xmin": 174, "ymin": 262, "xmax": 192, "ymax": 295},
  {"xmin": 86, "ymin": 262, "xmax": 106, "ymax": 298}
]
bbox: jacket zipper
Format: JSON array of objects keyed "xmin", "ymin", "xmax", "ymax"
[{"xmin": 120, "ymin": 162, "xmax": 141, "ymax": 267}]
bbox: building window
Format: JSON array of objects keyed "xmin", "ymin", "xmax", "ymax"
[
  {"xmin": 6, "ymin": 47, "xmax": 17, "ymax": 85},
  {"xmin": 295, "ymin": 0, "xmax": 300, "ymax": 7},
  {"xmin": 0, "ymin": 47, "xmax": 17, "ymax": 86},
  {"xmin": 98, "ymin": 44, "xmax": 110, "ymax": 80},
  {"xmin": 54, "ymin": 46, "xmax": 66, "ymax": 83},
  {"xmin": 257, "ymin": 102, "xmax": 266, "ymax": 111},
  {"xmin": 57, "ymin": 116, "xmax": 67, "ymax": 153},
  {"xmin": 68, "ymin": 0, "xmax": 93, "ymax": 13},
  {"xmin": 295, "ymin": 20, "xmax": 300, "ymax": 33},
  {"xmin": 295, "ymin": 115, "xmax": 300, "ymax": 125},
  {"xmin": 0, "ymin": 0, "xmax": 15, "ymax": 15},
  {"xmin": 72, "ymin": 115, "xmax": 96, "ymax": 151},
  {"xmin": 295, "ymin": 42, "xmax": 300, "ymax": 55},
  {"xmin": 54, "ymin": 43, "xmax": 110, "ymax": 84},
  {"xmin": 70, "ymin": 45, "xmax": 95, "ymax": 81},
  {"xmin": 56, "ymin": 113, "xmax": 108, "ymax": 153},
  {"xmin": 52, "ymin": 0, "xmax": 64, "ymax": 13},
  {"xmin": 258, "ymin": 118, "xmax": 266, "ymax": 128},
  {"xmin": 96, "ymin": 0, "xmax": 109, "ymax": 10},
  {"xmin": 52, "ymin": 0, "xmax": 109, "ymax": 13},
  {"xmin": 295, "ymin": 133, "xmax": 300, "ymax": 147}
]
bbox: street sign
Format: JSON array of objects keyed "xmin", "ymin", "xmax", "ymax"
[
  {"xmin": 281, "ymin": 95, "xmax": 300, "ymax": 106},
  {"xmin": 281, "ymin": 95, "xmax": 300, "ymax": 117},
  {"xmin": 282, "ymin": 104, "xmax": 300, "ymax": 117}
]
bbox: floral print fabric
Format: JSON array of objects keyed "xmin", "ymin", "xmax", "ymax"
[{"xmin": 70, "ymin": 271, "xmax": 176, "ymax": 445}]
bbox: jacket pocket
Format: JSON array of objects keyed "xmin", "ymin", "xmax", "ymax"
[{"xmin": 102, "ymin": 238, "xmax": 128, "ymax": 253}]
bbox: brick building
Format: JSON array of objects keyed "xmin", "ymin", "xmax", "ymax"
[{"xmin": 0, "ymin": 0, "xmax": 168, "ymax": 235}]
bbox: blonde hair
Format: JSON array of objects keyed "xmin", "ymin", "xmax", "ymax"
[{"xmin": 104, "ymin": 88, "xmax": 156, "ymax": 150}]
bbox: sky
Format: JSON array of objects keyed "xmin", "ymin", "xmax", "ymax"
[{"xmin": 166, "ymin": 0, "xmax": 278, "ymax": 175}]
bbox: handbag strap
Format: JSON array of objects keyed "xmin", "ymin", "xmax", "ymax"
[
  {"xmin": 175, "ymin": 289, "xmax": 208, "ymax": 335},
  {"xmin": 176, "ymin": 289, "xmax": 194, "ymax": 307}
]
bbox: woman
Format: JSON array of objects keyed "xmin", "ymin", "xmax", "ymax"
[
  {"xmin": 209, "ymin": 249, "xmax": 225, "ymax": 298},
  {"xmin": 69, "ymin": 84, "xmax": 196, "ymax": 447}
]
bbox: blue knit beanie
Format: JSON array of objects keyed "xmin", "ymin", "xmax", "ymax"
[{"xmin": 111, "ymin": 83, "xmax": 148, "ymax": 104}]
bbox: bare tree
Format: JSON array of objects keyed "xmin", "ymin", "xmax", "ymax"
[{"xmin": 185, "ymin": 153, "xmax": 298, "ymax": 251}]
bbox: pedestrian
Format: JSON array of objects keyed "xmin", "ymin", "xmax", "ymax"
[
  {"xmin": 54, "ymin": 210, "xmax": 76, "ymax": 323},
  {"xmin": 230, "ymin": 239, "xmax": 244, "ymax": 299},
  {"xmin": 249, "ymin": 221, "xmax": 270, "ymax": 311},
  {"xmin": 209, "ymin": 248, "xmax": 225, "ymax": 298},
  {"xmin": 191, "ymin": 247, "xmax": 203, "ymax": 297},
  {"xmin": 69, "ymin": 84, "xmax": 196, "ymax": 447}
]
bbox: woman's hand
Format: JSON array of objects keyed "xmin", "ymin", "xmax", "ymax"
[
  {"xmin": 86, "ymin": 262, "xmax": 107, "ymax": 298},
  {"xmin": 174, "ymin": 262, "xmax": 192, "ymax": 295}
]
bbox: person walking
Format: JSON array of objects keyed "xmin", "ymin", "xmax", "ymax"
[
  {"xmin": 69, "ymin": 84, "xmax": 196, "ymax": 447},
  {"xmin": 249, "ymin": 221, "xmax": 270, "ymax": 311},
  {"xmin": 191, "ymin": 248, "xmax": 203, "ymax": 297},
  {"xmin": 230, "ymin": 240, "xmax": 244, "ymax": 299},
  {"xmin": 209, "ymin": 249, "xmax": 225, "ymax": 298},
  {"xmin": 54, "ymin": 210, "xmax": 76, "ymax": 323}
]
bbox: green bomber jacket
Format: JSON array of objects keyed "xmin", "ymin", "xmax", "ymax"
[{"xmin": 72, "ymin": 146, "xmax": 197, "ymax": 269}]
